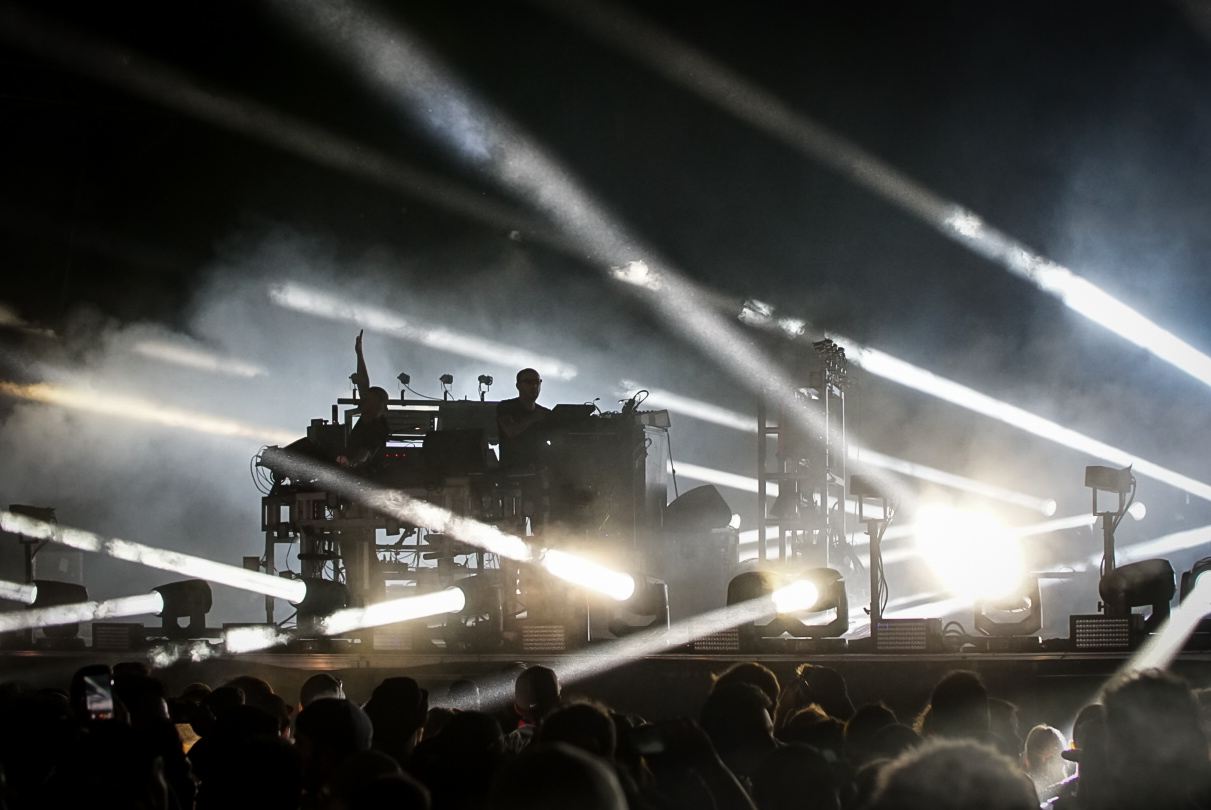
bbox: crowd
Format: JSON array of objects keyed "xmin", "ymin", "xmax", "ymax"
[{"xmin": 1, "ymin": 657, "xmax": 1210, "ymax": 810}]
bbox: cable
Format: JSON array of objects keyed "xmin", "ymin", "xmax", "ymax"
[
  {"xmin": 404, "ymin": 384, "xmax": 441, "ymax": 400},
  {"xmin": 661, "ymin": 427, "xmax": 680, "ymax": 498}
]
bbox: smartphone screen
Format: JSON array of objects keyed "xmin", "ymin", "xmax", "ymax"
[{"xmin": 83, "ymin": 673, "xmax": 114, "ymax": 721}]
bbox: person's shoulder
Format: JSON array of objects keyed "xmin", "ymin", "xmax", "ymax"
[{"xmin": 497, "ymin": 397, "xmax": 523, "ymax": 413}]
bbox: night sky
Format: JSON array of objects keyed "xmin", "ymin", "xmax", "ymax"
[{"xmin": 3, "ymin": 0, "xmax": 1211, "ymax": 634}]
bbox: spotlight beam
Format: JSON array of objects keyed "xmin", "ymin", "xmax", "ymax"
[
  {"xmin": 843, "ymin": 339, "xmax": 1211, "ymax": 502},
  {"xmin": 0, "ymin": 592, "xmax": 164, "ymax": 633},
  {"xmin": 270, "ymin": 282, "xmax": 579, "ymax": 380},
  {"xmin": 0, "ymin": 511, "xmax": 308, "ymax": 603},
  {"xmin": 0, "ymin": 579, "xmax": 37, "ymax": 604},
  {"xmin": 539, "ymin": 0, "xmax": 1211, "ymax": 391},
  {"xmin": 0, "ymin": 381, "xmax": 297, "ymax": 445}
]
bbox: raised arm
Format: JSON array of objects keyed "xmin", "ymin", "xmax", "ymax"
[{"xmin": 352, "ymin": 329, "xmax": 370, "ymax": 394}]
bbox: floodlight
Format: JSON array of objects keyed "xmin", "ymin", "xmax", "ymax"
[
  {"xmin": 1086, "ymin": 465, "xmax": 1135, "ymax": 494},
  {"xmin": 30, "ymin": 580, "xmax": 89, "ymax": 640},
  {"xmin": 152, "ymin": 579, "xmax": 212, "ymax": 638},
  {"xmin": 1099, "ymin": 559, "xmax": 1175, "ymax": 632}
]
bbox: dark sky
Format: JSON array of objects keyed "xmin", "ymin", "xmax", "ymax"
[{"xmin": 3, "ymin": 0, "xmax": 1211, "ymax": 630}]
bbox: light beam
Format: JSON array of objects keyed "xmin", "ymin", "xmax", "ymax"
[
  {"xmin": 540, "ymin": 0, "xmax": 1211, "ymax": 391},
  {"xmin": 0, "ymin": 592, "xmax": 164, "ymax": 633}
]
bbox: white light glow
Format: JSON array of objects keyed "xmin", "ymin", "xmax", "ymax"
[
  {"xmin": 1128, "ymin": 501, "xmax": 1147, "ymax": 521},
  {"xmin": 771, "ymin": 580, "xmax": 819, "ymax": 613},
  {"xmin": 0, "ymin": 592, "xmax": 164, "ymax": 633},
  {"xmin": 916, "ymin": 507, "xmax": 1025, "ymax": 601},
  {"xmin": 0, "ymin": 381, "xmax": 296, "ymax": 445},
  {"xmin": 319, "ymin": 587, "xmax": 466, "ymax": 636},
  {"xmin": 0, "ymin": 579, "xmax": 37, "ymax": 604},
  {"xmin": 0, "ymin": 511, "xmax": 309, "ymax": 603},
  {"xmin": 270, "ymin": 282, "xmax": 578, "ymax": 380},
  {"xmin": 541, "ymin": 550, "xmax": 636, "ymax": 601},
  {"xmin": 133, "ymin": 340, "xmax": 267, "ymax": 378},
  {"xmin": 670, "ymin": 461, "xmax": 776, "ymax": 496},
  {"xmin": 620, "ymin": 382, "xmax": 755, "ymax": 432},
  {"xmin": 609, "ymin": 260, "xmax": 663, "ymax": 291}
]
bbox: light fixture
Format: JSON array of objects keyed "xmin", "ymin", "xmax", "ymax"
[
  {"xmin": 607, "ymin": 575, "xmax": 671, "ymax": 638},
  {"xmin": 294, "ymin": 578, "xmax": 351, "ymax": 633},
  {"xmin": 974, "ymin": 575, "xmax": 1042, "ymax": 638},
  {"xmin": 30, "ymin": 580, "xmax": 89, "ymax": 641},
  {"xmin": 152, "ymin": 579, "xmax": 212, "ymax": 638},
  {"xmin": 1099, "ymin": 558, "xmax": 1175, "ymax": 633},
  {"xmin": 726, "ymin": 568, "xmax": 848, "ymax": 649},
  {"xmin": 1086, "ymin": 465, "xmax": 1136, "ymax": 575}
]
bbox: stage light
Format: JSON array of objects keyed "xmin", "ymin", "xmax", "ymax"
[
  {"xmin": 0, "ymin": 511, "xmax": 309, "ymax": 604},
  {"xmin": 27, "ymin": 579, "xmax": 88, "ymax": 640},
  {"xmin": 543, "ymin": 0, "xmax": 1211, "ymax": 393},
  {"xmin": 294, "ymin": 578, "xmax": 351, "ymax": 629},
  {"xmin": 132, "ymin": 340, "xmax": 266, "ymax": 378},
  {"xmin": 0, "ymin": 381, "xmax": 296, "ymax": 445},
  {"xmin": 915, "ymin": 507, "xmax": 1025, "ymax": 601},
  {"xmin": 1128, "ymin": 502, "xmax": 1147, "ymax": 521},
  {"xmin": 0, "ymin": 591, "xmax": 165, "ymax": 635},
  {"xmin": 1086, "ymin": 465, "xmax": 1135, "ymax": 495},
  {"xmin": 269, "ymin": 282, "xmax": 578, "ymax": 380},
  {"xmin": 152, "ymin": 579, "xmax": 212, "ymax": 637},
  {"xmin": 1180, "ymin": 557, "xmax": 1211, "ymax": 603},
  {"xmin": 1099, "ymin": 559, "xmax": 1175, "ymax": 633},
  {"xmin": 541, "ymin": 550, "xmax": 636, "ymax": 601},
  {"xmin": 0, "ymin": 579, "xmax": 37, "ymax": 604},
  {"xmin": 726, "ymin": 569, "xmax": 848, "ymax": 640},
  {"xmin": 607, "ymin": 576, "xmax": 671, "ymax": 638}
]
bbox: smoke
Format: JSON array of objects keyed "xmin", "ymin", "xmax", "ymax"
[{"xmin": 0, "ymin": 226, "xmax": 744, "ymax": 627}]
